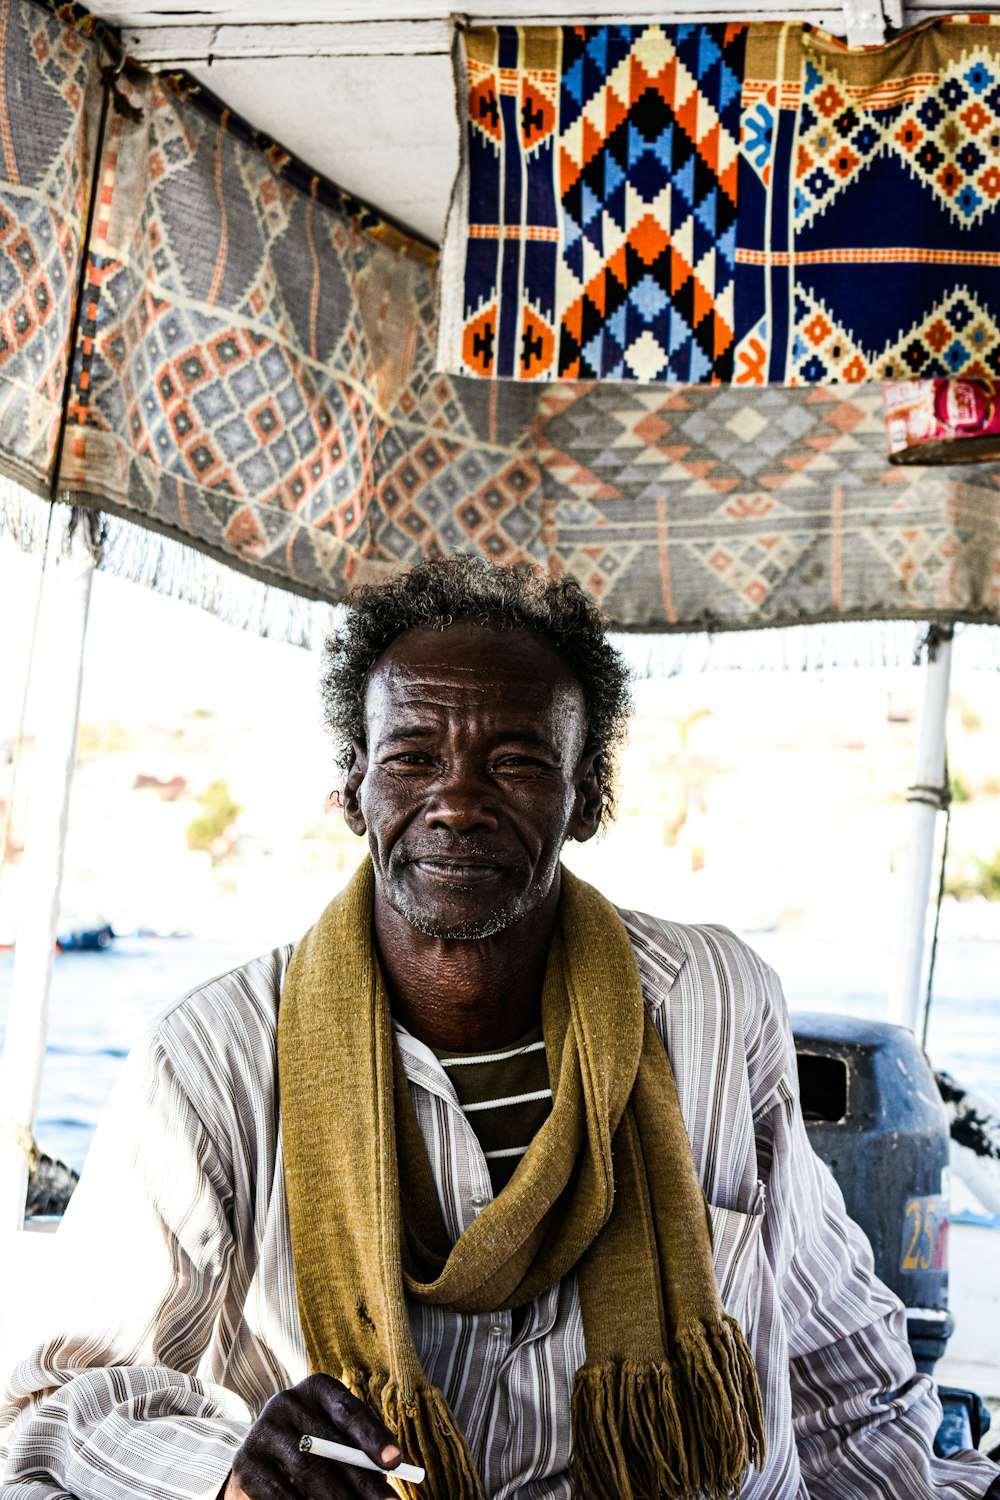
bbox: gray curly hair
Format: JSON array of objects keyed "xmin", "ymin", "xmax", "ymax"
[{"xmin": 320, "ymin": 558, "xmax": 632, "ymax": 827}]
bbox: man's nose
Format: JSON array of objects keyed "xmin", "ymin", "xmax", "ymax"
[{"xmin": 423, "ymin": 768, "xmax": 500, "ymax": 833}]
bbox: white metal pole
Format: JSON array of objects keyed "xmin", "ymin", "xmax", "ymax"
[
  {"xmin": 0, "ymin": 533, "xmax": 94, "ymax": 1232},
  {"xmin": 888, "ymin": 625, "xmax": 954, "ymax": 1036}
]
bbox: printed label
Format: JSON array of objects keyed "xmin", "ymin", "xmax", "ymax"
[{"xmin": 901, "ymin": 1195, "xmax": 948, "ymax": 1273}]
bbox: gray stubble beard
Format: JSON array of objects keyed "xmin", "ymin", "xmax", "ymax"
[
  {"xmin": 385, "ymin": 867, "xmax": 531, "ymax": 941},
  {"xmin": 393, "ymin": 892, "xmax": 527, "ymax": 941}
]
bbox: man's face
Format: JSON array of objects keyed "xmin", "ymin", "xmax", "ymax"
[{"xmin": 343, "ymin": 622, "xmax": 601, "ymax": 939}]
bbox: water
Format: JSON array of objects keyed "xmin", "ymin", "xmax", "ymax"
[
  {"xmin": 0, "ymin": 932, "xmax": 998, "ymax": 1174},
  {"xmin": 0, "ymin": 936, "xmax": 272, "ymax": 1171}
]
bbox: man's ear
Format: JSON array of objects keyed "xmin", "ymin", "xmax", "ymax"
[
  {"xmin": 342, "ymin": 738, "xmax": 369, "ymax": 836},
  {"xmin": 568, "ymin": 745, "xmax": 602, "ymax": 844}
]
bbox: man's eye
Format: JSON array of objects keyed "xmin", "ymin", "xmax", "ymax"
[
  {"xmin": 494, "ymin": 756, "xmax": 544, "ymax": 771},
  {"xmin": 387, "ymin": 752, "xmax": 429, "ymax": 766}
]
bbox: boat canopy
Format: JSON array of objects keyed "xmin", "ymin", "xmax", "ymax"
[{"xmin": 0, "ymin": 0, "xmax": 997, "ymax": 635}]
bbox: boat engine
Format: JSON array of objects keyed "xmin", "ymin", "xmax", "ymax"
[{"xmin": 791, "ymin": 1012, "xmax": 991, "ymax": 1457}]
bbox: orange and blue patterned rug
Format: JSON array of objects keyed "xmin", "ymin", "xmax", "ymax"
[
  {"xmin": 3, "ymin": 0, "xmax": 999, "ymax": 631},
  {"xmin": 439, "ymin": 17, "xmax": 1000, "ymax": 386}
]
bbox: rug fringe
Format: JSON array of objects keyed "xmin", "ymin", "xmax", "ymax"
[
  {"xmin": 3, "ymin": 478, "xmax": 998, "ymax": 664},
  {"xmin": 0, "ymin": 476, "xmax": 55, "ymax": 555},
  {"xmin": 96, "ymin": 508, "xmax": 340, "ymax": 648},
  {"xmin": 616, "ymin": 619, "xmax": 1000, "ymax": 676},
  {"xmin": 0, "ymin": 480, "xmax": 339, "ymax": 649}
]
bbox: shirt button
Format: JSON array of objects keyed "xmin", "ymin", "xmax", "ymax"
[
  {"xmin": 471, "ymin": 1194, "xmax": 488, "ymax": 1209},
  {"xmin": 489, "ymin": 1322, "xmax": 505, "ymax": 1337}
]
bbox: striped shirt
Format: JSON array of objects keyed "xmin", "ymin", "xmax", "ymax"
[
  {"xmin": 2, "ymin": 909, "xmax": 998, "ymax": 1500},
  {"xmin": 433, "ymin": 1027, "xmax": 550, "ymax": 1192}
]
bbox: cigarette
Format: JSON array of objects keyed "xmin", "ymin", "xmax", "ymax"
[{"xmin": 299, "ymin": 1433, "xmax": 425, "ymax": 1485}]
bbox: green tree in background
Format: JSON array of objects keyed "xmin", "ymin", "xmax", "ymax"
[
  {"xmin": 946, "ymin": 850, "xmax": 1000, "ymax": 902},
  {"xmin": 187, "ymin": 780, "xmax": 242, "ymax": 861}
]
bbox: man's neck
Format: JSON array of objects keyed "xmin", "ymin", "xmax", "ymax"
[{"xmin": 371, "ymin": 878, "xmax": 560, "ymax": 1052}]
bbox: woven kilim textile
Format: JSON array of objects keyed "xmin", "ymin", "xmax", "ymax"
[
  {"xmin": 0, "ymin": 0, "xmax": 998, "ymax": 632},
  {"xmin": 439, "ymin": 18, "xmax": 1000, "ymax": 387},
  {"xmin": 533, "ymin": 384, "xmax": 1000, "ymax": 627},
  {"xmin": 56, "ymin": 62, "xmax": 457, "ymax": 602},
  {"xmin": 0, "ymin": 0, "xmax": 101, "ymax": 493}
]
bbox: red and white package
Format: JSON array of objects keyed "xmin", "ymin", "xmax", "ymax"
[{"xmin": 882, "ymin": 379, "xmax": 1000, "ymax": 465}]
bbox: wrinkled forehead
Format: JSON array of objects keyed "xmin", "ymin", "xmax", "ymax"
[{"xmin": 362, "ymin": 622, "xmax": 589, "ymax": 744}]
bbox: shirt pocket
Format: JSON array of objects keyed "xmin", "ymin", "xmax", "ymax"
[{"xmin": 708, "ymin": 1181, "xmax": 766, "ymax": 1328}]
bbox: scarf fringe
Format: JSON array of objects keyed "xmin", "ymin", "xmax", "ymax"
[
  {"xmin": 569, "ymin": 1318, "xmax": 765, "ymax": 1500},
  {"xmin": 344, "ymin": 1367, "xmax": 484, "ymax": 1500},
  {"xmin": 674, "ymin": 1316, "xmax": 767, "ymax": 1498}
]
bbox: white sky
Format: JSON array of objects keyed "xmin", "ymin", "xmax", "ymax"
[{"xmin": 1, "ymin": 535, "xmax": 322, "ymax": 734}]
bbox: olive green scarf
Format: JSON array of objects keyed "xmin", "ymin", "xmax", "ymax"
[{"xmin": 279, "ymin": 860, "xmax": 764, "ymax": 1499}]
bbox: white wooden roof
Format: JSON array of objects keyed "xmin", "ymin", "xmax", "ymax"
[{"xmin": 109, "ymin": 0, "xmax": 987, "ymax": 244}]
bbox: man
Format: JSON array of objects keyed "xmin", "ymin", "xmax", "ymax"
[{"xmin": 2, "ymin": 557, "xmax": 998, "ymax": 1500}]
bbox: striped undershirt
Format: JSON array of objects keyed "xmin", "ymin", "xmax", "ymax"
[{"xmin": 433, "ymin": 1026, "xmax": 551, "ymax": 1192}]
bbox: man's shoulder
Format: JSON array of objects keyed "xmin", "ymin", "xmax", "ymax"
[
  {"xmin": 617, "ymin": 906, "xmax": 773, "ymax": 991},
  {"xmin": 616, "ymin": 908, "xmax": 790, "ymax": 1107},
  {"xmin": 148, "ymin": 943, "xmax": 296, "ymax": 1079}
]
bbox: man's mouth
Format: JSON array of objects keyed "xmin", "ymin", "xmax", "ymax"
[{"xmin": 407, "ymin": 855, "xmax": 505, "ymax": 885}]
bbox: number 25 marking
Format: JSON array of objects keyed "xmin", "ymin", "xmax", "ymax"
[{"xmin": 902, "ymin": 1197, "xmax": 937, "ymax": 1271}]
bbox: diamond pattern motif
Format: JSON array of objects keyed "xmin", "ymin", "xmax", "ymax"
[
  {"xmin": 736, "ymin": 18, "xmax": 1000, "ymax": 385},
  {"xmin": 557, "ymin": 24, "xmax": 746, "ymax": 382},
  {"xmin": 0, "ymin": 3, "xmax": 96, "ymax": 480},
  {"xmin": 1, "ymin": 0, "xmax": 999, "ymax": 636},
  {"xmin": 790, "ymin": 284, "xmax": 1000, "ymax": 382},
  {"xmin": 452, "ymin": 23, "xmax": 746, "ymax": 385},
  {"xmin": 532, "ymin": 383, "xmax": 1000, "ymax": 625},
  {"xmin": 792, "ymin": 45, "xmax": 1000, "ymax": 231},
  {"xmin": 55, "ymin": 67, "xmax": 546, "ymax": 593},
  {"xmin": 445, "ymin": 17, "xmax": 1000, "ymax": 387}
]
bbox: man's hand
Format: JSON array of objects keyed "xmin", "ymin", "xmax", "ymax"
[{"xmin": 222, "ymin": 1373, "xmax": 403, "ymax": 1499}]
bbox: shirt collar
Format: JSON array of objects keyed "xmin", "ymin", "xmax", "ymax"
[
  {"xmin": 394, "ymin": 1020, "xmax": 460, "ymax": 1105},
  {"xmin": 616, "ymin": 908, "xmax": 689, "ymax": 1014}
]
